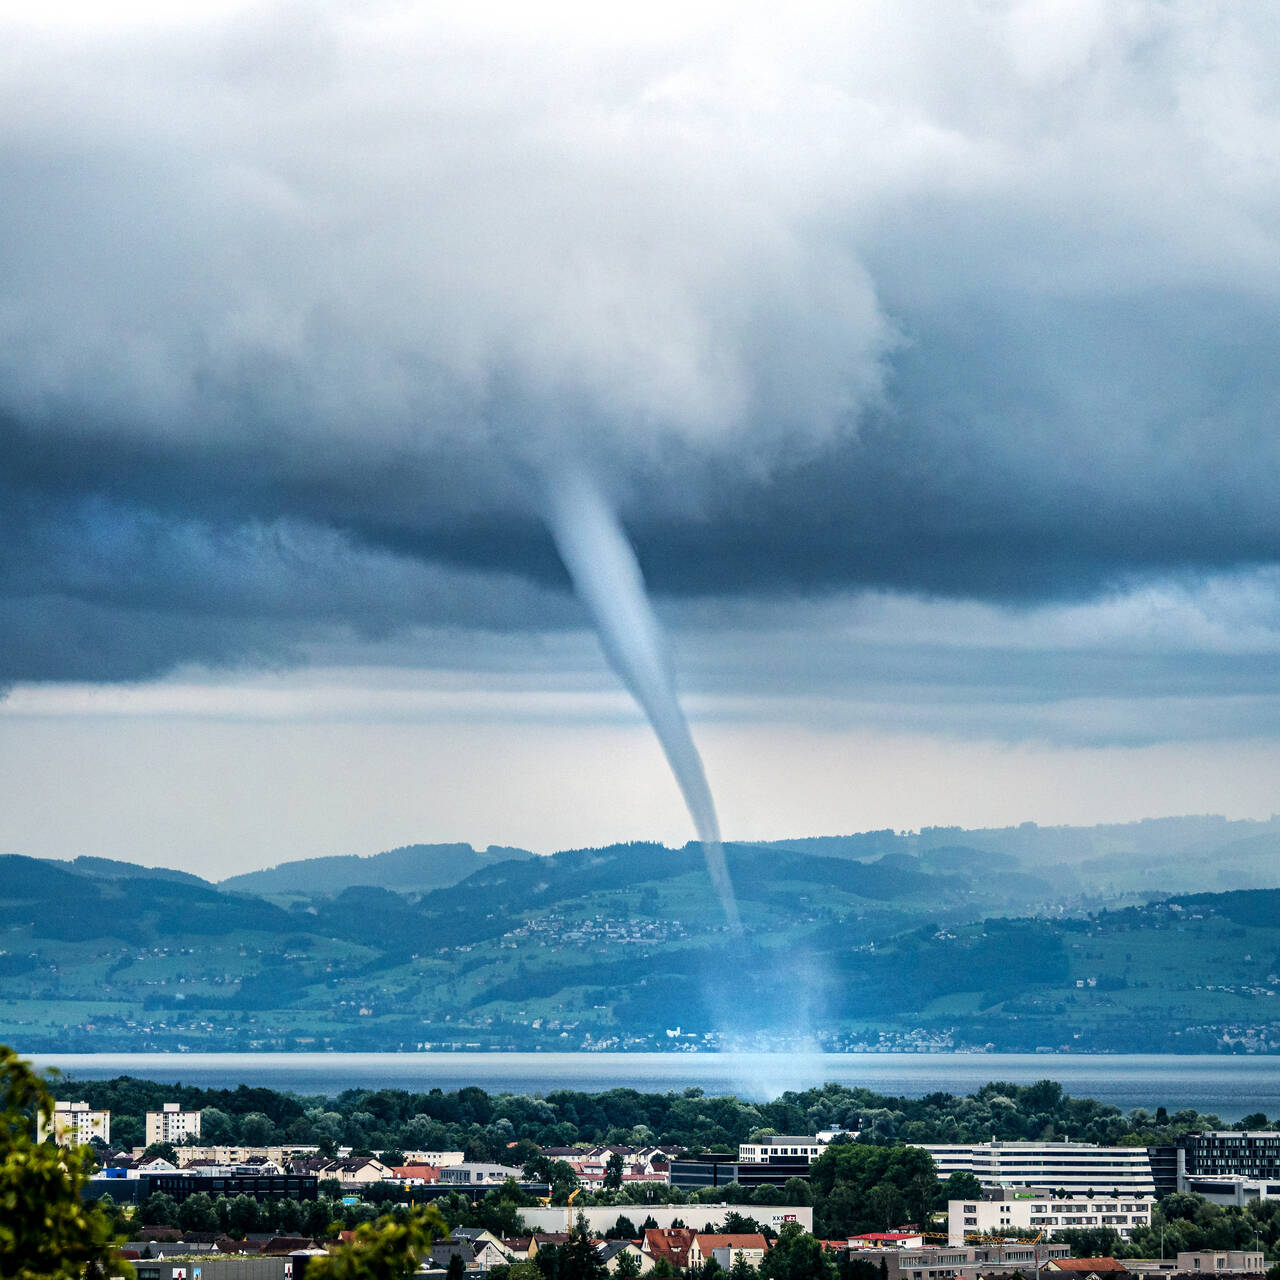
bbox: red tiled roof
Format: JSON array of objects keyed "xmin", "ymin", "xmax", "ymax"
[{"xmin": 696, "ymin": 1235, "xmax": 768, "ymax": 1257}]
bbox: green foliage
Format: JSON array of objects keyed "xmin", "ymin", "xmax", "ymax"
[
  {"xmin": 809, "ymin": 1144, "xmax": 939, "ymax": 1237},
  {"xmin": 227, "ymin": 1192, "xmax": 263, "ymax": 1236},
  {"xmin": 1057, "ymin": 1228, "xmax": 1123, "ymax": 1258},
  {"xmin": 142, "ymin": 1141, "xmax": 179, "ymax": 1163},
  {"xmin": 306, "ymin": 1205, "xmax": 448, "ymax": 1280},
  {"xmin": 0, "ymin": 1045, "xmax": 133, "ymax": 1280},
  {"xmin": 534, "ymin": 1228, "xmax": 609, "ymax": 1280},
  {"xmin": 177, "ymin": 1190, "xmax": 220, "ymax": 1233},
  {"xmin": 939, "ymin": 1172, "xmax": 984, "ymax": 1205},
  {"xmin": 760, "ymin": 1222, "xmax": 837, "ymax": 1280},
  {"xmin": 1116, "ymin": 1195, "xmax": 1280, "ymax": 1260},
  {"xmin": 615, "ymin": 1249, "xmax": 643, "ymax": 1278},
  {"xmin": 138, "ymin": 1190, "xmax": 179, "ymax": 1226}
]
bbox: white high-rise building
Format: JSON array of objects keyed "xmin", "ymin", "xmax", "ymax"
[
  {"xmin": 37, "ymin": 1101, "xmax": 111, "ymax": 1147},
  {"xmin": 921, "ymin": 1141, "xmax": 1156, "ymax": 1195},
  {"xmin": 145, "ymin": 1103, "xmax": 202, "ymax": 1147}
]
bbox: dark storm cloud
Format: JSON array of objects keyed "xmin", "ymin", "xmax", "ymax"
[{"xmin": 4, "ymin": 2, "xmax": 1280, "ymax": 683}]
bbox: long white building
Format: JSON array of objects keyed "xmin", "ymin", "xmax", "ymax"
[
  {"xmin": 921, "ymin": 1141, "xmax": 1156, "ymax": 1195},
  {"xmin": 948, "ymin": 1186, "xmax": 1154, "ymax": 1244}
]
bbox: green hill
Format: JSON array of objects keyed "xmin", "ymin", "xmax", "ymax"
[
  {"xmin": 4, "ymin": 826, "xmax": 1280, "ymax": 1054},
  {"xmin": 217, "ymin": 841, "xmax": 536, "ymax": 898}
]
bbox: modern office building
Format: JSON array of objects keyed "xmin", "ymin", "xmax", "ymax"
[
  {"xmin": 737, "ymin": 1132, "xmax": 854, "ymax": 1161},
  {"xmin": 669, "ymin": 1153, "xmax": 813, "ymax": 1191},
  {"xmin": 36, "ymin": 1100, "xmax": 111, "ymax": 1147},
  {"xmin": 86, "ymin": 1171, "xmax": 318, "ymax": 1204},
  {"xmin": 145, "ymin": 1102, "xmax": 202, "ymax": 1147},
  {"xmin": 1148, "ymin": 1131, "xmax": 1280, "ymax": 1196},
  {"xmin": 920, "ymin": 1140, "xmax": 1156, "ymax": 1195}
]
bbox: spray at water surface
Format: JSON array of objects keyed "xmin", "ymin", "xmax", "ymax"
[{"xmin": 543, "ymin": 465, "xmax": 742, "ymax": 934}]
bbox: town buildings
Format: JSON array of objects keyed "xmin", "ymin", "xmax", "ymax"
[{"xmin": 849, "ymin": 1240, "xmax": 1071, "ymax": 1280}]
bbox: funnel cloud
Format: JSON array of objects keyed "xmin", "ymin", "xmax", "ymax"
[{"xmin": 544, "ymin": 465, "xmax": 741, "ymax": 932}]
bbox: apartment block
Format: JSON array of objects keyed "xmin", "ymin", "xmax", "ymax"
[
  {"xmin": 36, "ymin": 1100, "xmax": 110, "ymax": 1147},
  {"xmin": 948, "ymin": 1186, "xmax": 1154, "ymax": 1245},
  {"xmin": 145, "ymin": 1102, "xmax": 202, "ymax": 1147}
]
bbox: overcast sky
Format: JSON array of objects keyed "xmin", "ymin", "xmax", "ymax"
[{"xmin": 4, "ymin": 0, "xmax": 1280, "ymax": 876}]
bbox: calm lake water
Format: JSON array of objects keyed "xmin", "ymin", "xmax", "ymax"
[{"xmin": 26, "ymin": 1051, "xmax": 1280, "ymax": 1118}]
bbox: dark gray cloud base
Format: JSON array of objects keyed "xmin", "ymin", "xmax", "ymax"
[{"xmin": 3, "ymin": 2, "xmax": 1280, "ymax": 685}]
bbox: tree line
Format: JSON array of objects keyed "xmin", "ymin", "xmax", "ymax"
[{"xmin": 65, "ymin": 1074, "xmax": 1242, "ymax": 1157}]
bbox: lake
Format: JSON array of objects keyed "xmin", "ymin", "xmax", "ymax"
[{"xmin": 26, "ymin": 1051, "xmax": 1280, "ymax": 1118}]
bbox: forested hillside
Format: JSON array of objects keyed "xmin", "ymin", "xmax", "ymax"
[{"xmin": 4, "ymin": 822, "xmax": 1280, "ymax": 1052}]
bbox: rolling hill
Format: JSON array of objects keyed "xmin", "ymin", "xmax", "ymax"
[{"xmin": 3, "ymin": 818, "xmax": 1280, "ymax": 1054}]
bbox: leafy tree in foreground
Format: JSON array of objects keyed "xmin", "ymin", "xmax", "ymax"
[
  {"xmin": 306, "ymin": 1204, "xmax": 447, "ymax": 1280},
  {"xmin": 0, "ymin": 1045, "xmax": 133, "ymax": 1280}
]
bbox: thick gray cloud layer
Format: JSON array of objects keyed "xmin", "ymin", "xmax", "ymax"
[{"xmin": 4, "ymin": 1, "xmax": 1280, "ymax": 685}]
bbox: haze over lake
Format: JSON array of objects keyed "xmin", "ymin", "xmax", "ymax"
[{"xmin": 30, "ymin": 1051, "xmax": 1280, "ymax": 1120}]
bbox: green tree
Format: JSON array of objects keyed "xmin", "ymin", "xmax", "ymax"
[
  {"xmin": 447, "ymin": 1253, "xmax": 468, "ymax": 1280},
  {"xmin": 0, "ymin": 1045, "xmax": 133, "ymax": 1280},
  {"xmin": 142, "ymin": 1141, "xmax": 180, "ymax": 1164},
  {"xmin": 240, "ymin": 1111, "xmax": 277, "ymax": 1145},
  {"xmin": 615, "ymin": 1250, "xmax": 642, "ymax": 1279},
  {"xmin": 200, "ymin": 1106, "xmax": 236, "ymax": 1143},
  {"xmin": 868, "ymin": 1182, "xmax": 905, "ymax": 1230},
  {"xmin": 605, "ymin": 1152, "xmax": 625, "ymax": 1192},
  {"xmin": 138, "ymin": 1191, "xmax": 179, "ymax": 1226},
  {"xmin": 759, "ymin": 1222, "xmax": 836, "ymax": 1280},
  {"xmin": 730, "ymin": 1254, "xmax": 756, "ymax": 1280},
  {"xmin": 306, "ymin": 1205, "xmax": 447, "ymax": 1280},
  {"xmin": 227, "ymin": 1192, "xmax": 263, "ymax": 1236},
  {"xmin": 178, "ymin": 1190, "xmax": 220, "ymax": 1233},
  {"xmin": 1056, "ymin": 1228, "xmax": 1122, "ymax": 1258},
  {"xmin": 939, "ymin": 1172, "xmax": 983, "ymax": 1205},
  {"xmin": 536, "ymin": 1228, "xmax": 608, "ymax": 1280},
  {"xmin": 782, "ymin": 1178, "xmax": 812, "ymax": 1207}
]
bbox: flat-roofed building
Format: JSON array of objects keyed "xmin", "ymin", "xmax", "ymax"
[
  {"xmin": 738, "ymin": 1134, "xmax": 851, "ymax": 1161},
  {"xmin": 844, "ymin": 1240, "xmax": 1071, "ymax": 1280},
  {"xmin": 921, "ymin": 1141, "xmax": 1155, "ymax": 1195},
  {"xmin": 145, "ymin": 1102, "xmax": 202, "ymax": 1147},
  {"xmin": 37, "ymin": 1100, "xmax": 110, "ymax": 1147},
  {"xmin": 948, "ymin": 1186, "xmax": 1154, "ymax": 1245}
]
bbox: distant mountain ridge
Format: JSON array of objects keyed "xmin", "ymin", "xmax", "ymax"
[
  {"xmin": 5, "ymin": 816, "xmax": 1280, "ymax": 1054},
  {"xmin": 217, "ymin": 841, "xmax": 536, "ymax": 897}
]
